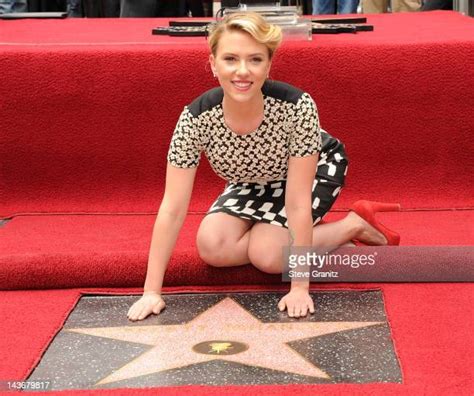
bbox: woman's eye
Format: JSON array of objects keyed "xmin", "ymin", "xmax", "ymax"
[
  {"xmin": 252, "ymin": 58, "xmax": 263, "ymax": 63},
  {"xmin": 224, "ymin": 57, "xmax": 235, "ymax": 61}
]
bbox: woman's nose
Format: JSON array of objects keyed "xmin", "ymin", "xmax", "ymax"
[{"xmin": 236, "ymin": 60, "xmax": 249, "ymax": 75}]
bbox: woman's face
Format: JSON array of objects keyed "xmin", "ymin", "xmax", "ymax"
[{"xmin": 210, "ymin": 30, "xmax": 272, "ymax": 104}]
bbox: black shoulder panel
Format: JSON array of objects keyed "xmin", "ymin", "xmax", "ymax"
[
  {"xmin": 187, "ymin": 81, "xmax": 303, "ymax": 116},
  {"xmin": 187, "ymin": 87, "xmax": 224, "ymax": 117},
  {"xmin": 261, "ymin": 80, "xmax": 304, "ymax": 104}
]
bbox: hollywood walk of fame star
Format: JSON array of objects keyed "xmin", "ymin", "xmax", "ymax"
[{"xmin": 66, "ymin": 297, "xmax": 382, "ymax": 386}]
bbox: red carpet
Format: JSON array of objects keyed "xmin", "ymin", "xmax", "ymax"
[
  {"xmin": 1, "ymin": 11, "xmax": 473, "ymax": 395},
  {"xmin": 0, "ymin": 284, "xmax": 472, "ymax": 395},
  {"xmin": 0, "ymin": 210, "xmax": 472, "ymax": 290},
  {"xmin": 1, "ymin": 11, "xmax": 473, "ymax": 217}
]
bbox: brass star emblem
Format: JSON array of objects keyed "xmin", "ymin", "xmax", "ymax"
[{"xmin": 66, "ymin": 297, "xmax": 381, "ymax": 386}]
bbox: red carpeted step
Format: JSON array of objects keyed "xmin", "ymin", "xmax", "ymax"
[{"xmin": 0, "ymin": 210, "xmax": 472, "ymax": 290}]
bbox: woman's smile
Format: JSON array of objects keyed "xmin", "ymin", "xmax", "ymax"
[{"xmin": 232, "ymin": 80, "xmax": 253, "ymax": 91}]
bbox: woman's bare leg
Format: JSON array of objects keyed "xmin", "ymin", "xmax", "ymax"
[
  {"xmin": 197, "ymin": 211, "xmax": 387, "ymax": 270},
  {"xmin": 248, "ymin": 212, "xmax": 387, "ymax": 274},
  {"xmin": 196, "ymin": 212, "xmax": 253, "ymax": 267},
  {"xmin": 312, "ymin": 211, "xmax": 387, "ymax": 247}
]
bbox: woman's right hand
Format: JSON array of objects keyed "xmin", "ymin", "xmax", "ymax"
[{"xmin": 127, "ymin": 291, "xmax": 165, "ymax": 321}]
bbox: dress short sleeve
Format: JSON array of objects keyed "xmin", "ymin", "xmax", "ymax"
[
  {"xmin": 167, "ymin": 106, "xmax": 202, "ymax": 168},
  {"xmin": 289, "ymin": 93, "xmax": 322, "ymax": 157}
]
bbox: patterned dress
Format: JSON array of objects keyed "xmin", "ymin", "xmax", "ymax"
[{"xmin": 167, "ymin": 80, "xmax": 348, "ymax": 228}]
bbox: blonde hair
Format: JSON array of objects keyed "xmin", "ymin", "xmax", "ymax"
[{"xmin": 208, "ymin": 12, "xmax": 283, "ymax": 60}]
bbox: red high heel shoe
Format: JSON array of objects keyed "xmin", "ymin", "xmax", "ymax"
[{"xmin": 350, "ymin": 200, "xmax": 401, "ymax": 246}]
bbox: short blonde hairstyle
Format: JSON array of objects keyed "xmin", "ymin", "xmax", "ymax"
[{"xmin": 208, "ymin": 12, "xmax": 283, "ymax": 60}]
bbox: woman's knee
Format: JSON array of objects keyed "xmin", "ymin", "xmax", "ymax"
[
  {"xmin": 197, "ymin": 226, "xmax": 248, "ymax": 267},
  {"xmin": 248, "ymin": 244, "xmax": 283, "ymax": 274},
  {"xmin": 196, "ymin": 231, "xmax": 229, "ymax": 267},
  {"xmin": 196, "ymin": 213, "xmax": 252, "ymax": 267}
]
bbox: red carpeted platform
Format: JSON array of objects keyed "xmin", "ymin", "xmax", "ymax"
[
  {"xmin": 0, "ymin": 11, "xmax": 473, "ymax": 395},
  {"xmin": 1, "ymin": 11, "xmax": 473, "ymax": 217},
  {"xmin": 0, "ymin": 11, "xmax": 473, "ymax": 288}
]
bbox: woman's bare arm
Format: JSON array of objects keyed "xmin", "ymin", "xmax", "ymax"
[
  {"xmin": 278, "ymin": 154, "xmax": 318, "ymax": 317},
  {"xmin": 127, "ymin": 163, "xmax": 197, "ymax": 321}
]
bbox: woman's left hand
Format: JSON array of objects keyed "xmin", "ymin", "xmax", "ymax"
[{"xmin": 278, "ymin": 288, "xmax": 315, "ymax": 318}]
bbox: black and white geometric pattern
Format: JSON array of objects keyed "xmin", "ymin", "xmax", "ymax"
[
  {"xmin": 207, "ymin": 130, "xmax": 348, "ymax": 228},
  {"xmin": 167, "ymin": 81, "xmax": 348, "ymax": 228}
]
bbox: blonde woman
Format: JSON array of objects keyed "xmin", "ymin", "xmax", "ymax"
[{"xmin": 127, "ymin": 12, "xmax": 400, "ymax": 321}]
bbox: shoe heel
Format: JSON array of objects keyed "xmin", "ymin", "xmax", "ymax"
[
  {"xmin": 371, "ymin": 202, "xmax": 401, "ymax": 213},
  {"xmin": 351, "ymin": 200, "xmax": 401, "ymax": 214}
]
